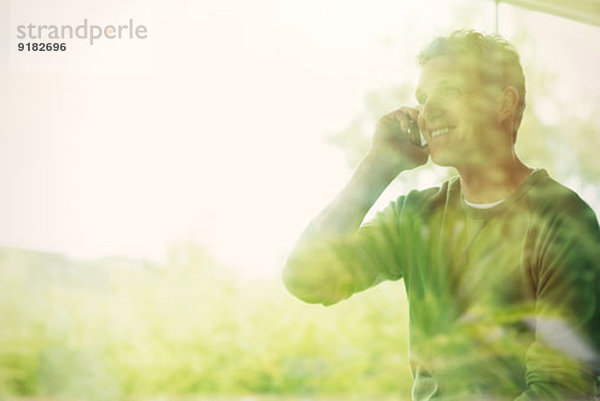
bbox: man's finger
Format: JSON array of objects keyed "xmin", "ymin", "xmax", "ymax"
[
  {"xmin": 405, "ymin": 107, "xmax": 419, "ymax": 122},
  {"xmin": 392, "ymin": 109, "xmax": 410, "ymax": 133}
]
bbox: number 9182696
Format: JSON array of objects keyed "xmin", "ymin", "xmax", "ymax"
[{"xmin": 18, "ymin": 42, "xmax": 66, "ymax": 51}]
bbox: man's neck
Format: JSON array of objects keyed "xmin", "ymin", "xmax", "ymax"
[{"xmin": 457, "ymin": 156, "xmax": 533, "ymax": 204}]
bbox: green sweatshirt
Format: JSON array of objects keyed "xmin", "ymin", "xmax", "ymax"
[{"xmin": 284, "ymin": 169, "xmax": 600, "ymax": 400}]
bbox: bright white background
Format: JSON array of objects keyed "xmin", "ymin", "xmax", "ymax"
[{"xmin": 1, "ymin": 0, "xmax": 599, "ymax": 278}]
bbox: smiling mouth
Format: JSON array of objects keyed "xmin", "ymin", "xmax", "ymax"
[{"xmin": 430, "ymin": 126, "xmax": 454, "ymax": 138}]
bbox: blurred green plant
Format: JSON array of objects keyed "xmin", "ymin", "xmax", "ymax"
[{"xmin": 0, "ymin": 245, "xmax": 412, "ymax": 401}]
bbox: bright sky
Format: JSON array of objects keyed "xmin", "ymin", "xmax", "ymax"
[{"xmin": 1, "ymin": 0, "xmax": 599, "ymax": 278}]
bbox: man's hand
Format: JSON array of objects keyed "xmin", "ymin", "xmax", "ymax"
[
  {"xmin": 371, "ymin": 107, "xmax": 429, "ymax": 172},
  {"xmin": 290, "ymin": 107, "xmax": 430, "ymax": 239}
]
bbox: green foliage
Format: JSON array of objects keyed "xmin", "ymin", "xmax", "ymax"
[{"xmin": 0, "ymin": 246, "xmax": 412, "ymax": 400}]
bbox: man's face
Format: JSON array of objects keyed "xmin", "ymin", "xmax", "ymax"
[{"xmin": 415, "ymin": 55, "xmax": 503, "ymax": 167}]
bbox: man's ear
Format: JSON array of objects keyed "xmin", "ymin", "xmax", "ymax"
[{"xmin": 497, "ymin": 86, "xmax": 519, "ymax": 122}]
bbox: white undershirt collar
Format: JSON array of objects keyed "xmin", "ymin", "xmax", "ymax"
[{"xmin": 463, "ymin": 198, "xmax": 505, "ymax": 209}]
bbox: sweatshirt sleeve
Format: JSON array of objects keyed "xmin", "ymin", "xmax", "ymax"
[
  {"xmin": 514, "ymin": 198, "xmax": 600, "ymax": 400},
  {"xmin": 282, "ymin": 195, "xmax": 414, "ymax": 306}
]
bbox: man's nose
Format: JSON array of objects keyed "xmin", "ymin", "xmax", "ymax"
[{"xmin": 421, "ymin": 95, "xmax": 445, "ymax": 124}]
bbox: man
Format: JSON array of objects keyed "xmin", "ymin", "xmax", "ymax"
[{"xmin": 283, "ymin": 30, "xmax": 600, "ymax": 400}]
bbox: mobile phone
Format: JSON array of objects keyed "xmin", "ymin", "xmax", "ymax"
[{"xmin": 408, "ymin": 119, "xmax": 427, "ymax": 147}]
